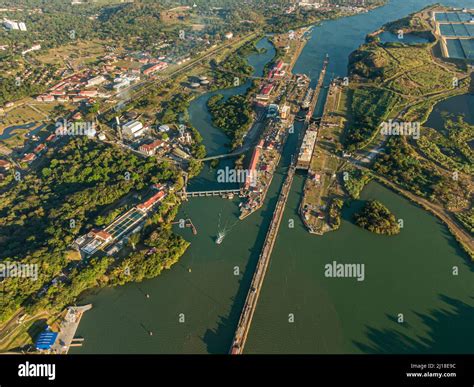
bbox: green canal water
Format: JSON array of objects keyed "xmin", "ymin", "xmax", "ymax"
[{"xmin": 73, "ymin": 0, "xmax": 474, "ymax": 354}]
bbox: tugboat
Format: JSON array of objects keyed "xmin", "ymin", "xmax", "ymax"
[{"xmin": 216, "ymin": 231, "xmax": 226, "ymax": 245}]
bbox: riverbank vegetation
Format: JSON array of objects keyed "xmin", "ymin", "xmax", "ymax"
[
  {"xmin": 328, "ymin": 198, "xmax": 344, "ymax": 230},
  {"xmin": 373, "ymin": 136, "xmax": 471, "ymax": 213},
  {"xmin": 455, "ymin": 209, "xmax": 474, "ymax": 235},
  {"xmin": 419, "ymin": 116, "xmax": 474, "ymax": 174},
  {"xmin": 209, "ymin": 38, "xmax": 263, "ymax": 90},
  {"xmin": 343, "ymin": 169, "xmax": 373, "ymax": 199},
  {"xmin": 354, "ymin": 200, "xmax": 401, "ymax": 235}
]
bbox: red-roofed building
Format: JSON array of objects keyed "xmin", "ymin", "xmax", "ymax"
[
  {"xmin": 256, "ymin": 84, "xmax": 274, "ymax": 101},
  {"xmin": 89, "ymin": 229, "xmax": 113, "ymax": 243},
  {"xmin": 0, "ymin": 159, "xmax": 11, "ymax": 170},
  {"xmin": 36, "ymin": 95, "xmax": 55, "ymax": 102},
  {"xmin": 45, "ymin": 134, "xmax": 57, "ymax": 143},
  {"xmin": 21, "ymin": 153, "xmax": 37, "ymax": 163},
  {"xmin": 34, "ymin": 143, "xmax": 47, "ymax": 154},
  {"xmin": 139, "ymin": 140, "xmax": 164, "ymax": 156},
  {"xmin": 137, "ymin": 191, "xmax": 167, "ymax": 213},
  {"xmin": 143, "ymin": 62, "xmax": 168, "ymax": 76},
  {"xmin": 274, "ymin": 61, "xmax": 284, "ymax": 71},
  {"xmin": 50, "ymin": 81, "xmax": 66, "ymax": 91},
  {"xmin": 79, "ymin": 89, "xmax": 98, "ymax": 97}
]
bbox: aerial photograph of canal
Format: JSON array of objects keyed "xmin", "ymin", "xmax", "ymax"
[{"xmin": 0, "ymin": 0, "xmax": 473, "ymax": 383}]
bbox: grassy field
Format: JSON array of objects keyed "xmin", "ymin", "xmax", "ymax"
[
  {"xmin": 0, "ymin": 105, "xmax": 44, "ymax": 132},
  {"xmin": 37, "ymin": 40, "xmax": 113, "ymax": 69}
]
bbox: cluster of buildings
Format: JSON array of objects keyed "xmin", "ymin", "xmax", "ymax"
[
  {"xmin": 35, "ymin": 50, "xmax": 170, "ymax": 105},
  {"xmin": 20, "ymin": 133, "xmax": 57, "ymax": 165},
  {"xmin": 0, "ymin": 130, "xmax": 59, "ymax": 181},
  {"xmin": 75, "ymin": 184, "xmax": 168, "ymax": 257},
  {"xmin": 256, "ymin": 61, "xmax": 287, "ymax": 102},
  {"xmin": 116, "ymin": 115, "xmax": 194, "ymax": 161},
  {"xmin": 293, "ymin": 0, "xmax": 368, "ymax": 12},
  {"xmin": 36, "ymin": 71, "xmax": 111, "ymax": 104}
]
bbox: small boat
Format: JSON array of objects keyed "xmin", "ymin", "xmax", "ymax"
[{"xmin": 216, "ymin": 231, "xmax": 226, "ymax": 245}]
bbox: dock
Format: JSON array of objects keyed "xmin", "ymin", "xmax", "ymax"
[
  {"xmin": 51, "ymin": 304, "xmax": 92, "ymax": 354},
  {"xmin": 230, "ymin": 162, "xmax": 296, "ymax": 354}
]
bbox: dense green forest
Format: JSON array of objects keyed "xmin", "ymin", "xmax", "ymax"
[
  {"xmin": 0, "ymin": 63, "xmax": 58, "ymax": 106},
  {"xmin": 207, "ymin": 94, "xmax": 252, "ymax": 149},
  {"xmin": 354, "ymin": 200, "xmax": 400, "ymax": 235}
]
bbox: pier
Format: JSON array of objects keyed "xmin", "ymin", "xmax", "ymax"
[
  {"xmin": 171, "ymin": 218, "xmax": 198, "ymax": 234},
  {"xmin": 51, "ymin": 304, "xmax": 92, "ymax": 354},
  {"xmin": 230, "ymin": 162, "xmax": 296, "ymax": 354}
]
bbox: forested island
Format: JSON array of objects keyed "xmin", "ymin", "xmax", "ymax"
[
  {"xmin": 207, "ymin": 94, "xmax": 252, "ymax": 149},
  {"xmin": 354, "ymin": 200, "xmax": 401, "ymax": 235}
]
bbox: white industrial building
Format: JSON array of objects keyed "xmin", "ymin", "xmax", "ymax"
[
  {"xmin": 122, "ymin": 120, "xmax": 146, "ymax": 139},
  {"xmin": 87, "ymin": 75, "xmax": 106, "ymax": 87}
]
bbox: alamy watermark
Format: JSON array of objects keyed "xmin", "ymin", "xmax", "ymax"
[
  {"xmin": 0, "ymin": 262, "xmax": 38, "ymax": 281},
  {"xmin": 324, "ymin": 261, "xmax": 365, "ymax": 282},
  {"xmin": 55, "ymin": 119, "xmax": 96, "ymax": 137},
  {"xmin": 380, "ymin": 120, "xmax": 420, "ymax": 140},
  {"xmin": 217, "ymin": 167, "xmax": 259, "ymax": 186}
]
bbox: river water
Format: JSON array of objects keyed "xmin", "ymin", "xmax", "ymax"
[{"xmin": 73, "ymin": 0, "xmax": 474, "ymax": 354}]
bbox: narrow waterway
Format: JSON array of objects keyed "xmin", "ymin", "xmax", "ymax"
[
  {"xmin": 0, "ymin": 122, "xmax": 45, "ymax": 140},
  {"xmin": 74, "ymin": 0, "xmax": 474, "ymax": 354}
]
